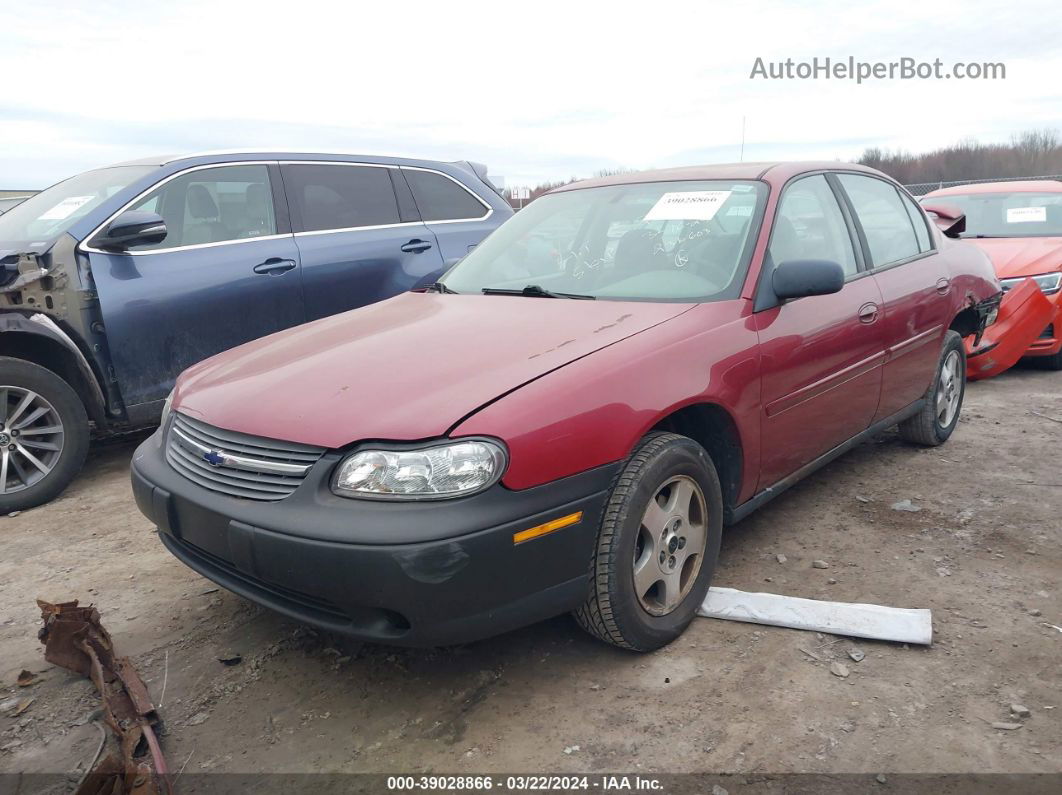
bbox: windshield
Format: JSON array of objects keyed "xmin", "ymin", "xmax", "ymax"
[
  {"xmin": 442, "ymin": 180, "xmax": 766, "ymax": 301},
  {"xmin": 0, "ymin": 165, "xmax": 157, "ymax": 248},
  {"xmin": 935, "ymin": 190, "xmax": 1062, "ymax": 238}
]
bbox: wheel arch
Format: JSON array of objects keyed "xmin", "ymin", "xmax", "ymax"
[
  {"xmin": 648, "ymin": 401, "xmax": 744, "ymax": 513},
  {"xmin": 0, "ymin": 316, "xmax": 108, "ymax": 426},
  {"xmin": 948, "ymin": 305, "xmax": 981, "ymax": 339}
]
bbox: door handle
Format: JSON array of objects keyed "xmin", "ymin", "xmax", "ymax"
[
  {"xmin": 253, "ymin": 258, "xmax": 296, "ymax": 275},
  {"xmin": 858, "ymin": 302, "xmax": 879, "ymax": 323},
  {"xmin": 935, "ymin": 277, "xmax": 951, "ymax": 295},
  {"xmin": 400, "ymin": 239, "xmax": 433, "ymax": 254}
]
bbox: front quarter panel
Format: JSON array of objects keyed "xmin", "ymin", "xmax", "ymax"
[
  {"xmin": 451, "ymin": 300, "xmax": 761, "ymax": 499},
  {"xmin": 938, "ymin": 233, "xmax": 1001, "ymax": 312}
]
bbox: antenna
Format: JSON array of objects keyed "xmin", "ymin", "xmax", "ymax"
[{"xmin": 740, "ymin": 116, "xmax": 746, "ymax": 162}]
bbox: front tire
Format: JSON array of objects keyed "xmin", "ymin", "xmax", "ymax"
[
  {"xmin": 898, "ymin": 330, "xmax": 966, "ymax": 447},
  {"xmin": 0, "ymin": 357, "xmax": 89, "ymax": 513},
  {"xmin": 574, "ymin": 432, "xmax": 723, "ymax": 651}
]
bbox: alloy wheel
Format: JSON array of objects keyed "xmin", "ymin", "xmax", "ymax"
[
  {"xmin": 936, "ymin": 349, "xmax": 962, "ymax": 428},
  {"xmin": 0, "ymin": 386, "xmax": 65, "ymax": 494},
  {"xmin": 632, "ymin": 475, "xmax": 708, "ymax": 616}
]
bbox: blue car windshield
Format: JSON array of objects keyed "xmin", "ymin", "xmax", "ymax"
[
  {"xmin": 0, "ymin": 166, "xmax": 156, "ymax": 248},
  {"xmin": 442, "ymin": 180, "xmax": 766, "ymax": 302}
]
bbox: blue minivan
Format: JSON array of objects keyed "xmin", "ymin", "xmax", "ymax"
[{"xmin": 0, "ymin": 151, "xmax": 511, "ymax": 509}]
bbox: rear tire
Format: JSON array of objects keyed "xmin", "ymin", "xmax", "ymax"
[
  {"xmin": 0, "ymin": 357, "xmax": 89, "ymax": 513},
  {"xmin": 898, "ymin": 331, "xmax": 966, "ymax": 447},
  {"xmin": 574, "ymin": 432, "xmax": 723, "ymax": 651}
]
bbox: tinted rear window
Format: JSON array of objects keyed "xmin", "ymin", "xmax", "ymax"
[
  {"xmin": 404, "ymin": 169, "xmax": 488, "ymax": 222},
  {"xmin": 283, "ymin": 164, "xmax": 400, "ymax": 232}
]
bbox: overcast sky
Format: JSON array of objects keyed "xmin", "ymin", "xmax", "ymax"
[{"xmin": 2, "ymin": 0, "xmax": 1061, "ymax": 190}]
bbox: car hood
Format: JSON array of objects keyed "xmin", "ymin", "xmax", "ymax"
[
  {"xmin": 967, "ymin": 237, "xmax": 1062, "ymax": 279},
  {"xmin": 175, "ymin": 292, "xmax": 694, "ymax": 448}
]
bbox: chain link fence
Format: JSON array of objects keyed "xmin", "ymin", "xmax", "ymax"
[{"xmin": 905, "ymin": 174, "xmax": 1062, "ymax": 197}]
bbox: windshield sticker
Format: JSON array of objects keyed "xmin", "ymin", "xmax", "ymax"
[
  {"xmin": 644, "ymin": 191, "xmax": 732, "ymax": 222},
  {"xmin": 725, "ymin": 205, "xmax": 754, "ymax": 217},
  {"xmin": 1006, "ymin": 206, "xmax": 1047, "ymax": 224},
  {"xmin": 38, "ymin": 195, "xmax": 94, "ymax": 221}
]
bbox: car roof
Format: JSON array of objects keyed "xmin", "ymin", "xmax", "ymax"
[
  {"xmin": 925, "ymin": 179, "xmax": 1062, "ymax": 197},
  {"xmin": 549, "ymin": 161, "xmax": 889, "ymax": 193},
  {"xmin": 108, "ymin": 150, "xmax": 467, "ymax": 168}
]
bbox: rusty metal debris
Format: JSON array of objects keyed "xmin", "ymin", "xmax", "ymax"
[{"xmin": 37, "ymin": 599, "xmax": 171, "ymax": 795}]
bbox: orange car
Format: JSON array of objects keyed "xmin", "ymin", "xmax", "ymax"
[{"xmin": 924, "ymin": 180, "xmax": 1062, "ymax": 370}]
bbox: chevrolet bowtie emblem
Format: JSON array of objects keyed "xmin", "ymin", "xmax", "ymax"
[{"xmin": 203, "ymin": 450, "xmax": 226, "ymax": 467}]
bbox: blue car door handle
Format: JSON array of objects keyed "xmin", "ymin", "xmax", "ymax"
[
  {"xmin": 400, "ymin": 239, "xmax": 433, "ymax": 254},
  {"xmin": 253, "ymin": 258, "xmax": 297, "ymax": 275}
]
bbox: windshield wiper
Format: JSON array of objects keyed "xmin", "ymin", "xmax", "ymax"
[
  {"xmin": 481, "ymin": 284, "xmax": 596, "ymax": 300},
  {"xmin": 422, "ymin": 281, "xmax": 459, "ymax": 294}
]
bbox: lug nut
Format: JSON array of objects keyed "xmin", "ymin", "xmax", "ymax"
[
  {"xmin": 678, "ymin": 537, "xmax": 686, "ymax": 549},
  {"xmin": 668, "ymin": 555, "xmax": 676, "ymax": 569},
  {"xmin": 659, "ymin": 551, "xmax": 666, "ymax": 564}
]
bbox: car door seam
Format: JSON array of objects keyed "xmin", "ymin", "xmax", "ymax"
[{"xmin": 765, "ymin": 350, "xmax": 886, "ymax": 418}]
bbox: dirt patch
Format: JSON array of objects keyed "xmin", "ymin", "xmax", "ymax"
[{"xmin": 1, "ymin": 366, "xmax": 1059, "ymax": 780}]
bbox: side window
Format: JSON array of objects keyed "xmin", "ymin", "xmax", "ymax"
[
  {"xmin": 837, "ymin": 174, "xmax": 921, "ymax": 267},
  {"xmin": 768, "ymin": 175, "xmax": 858, "ymax": 276},
  {"xmin": 283, "ymin": 164, "xmax": 400, "ymax": 232},
  {"xmin": 128, "ymin": 165, "xmax": 275, "ymax": 251},
  {"xmin": 403, "ymin": 169, "xmax": 489, "ymax": 222},
  {"xmin": 899, "ymin": 191, "xmax": 932, "ymax": 252}
]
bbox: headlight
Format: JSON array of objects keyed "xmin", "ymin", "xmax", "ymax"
[
  {"xmin": 332, "ymin": 439, "xmax": 507, "ymax": 500},
  {"xmin": 155, "ymin": 389, "xmax": 175, "ymax": 447},
  {"xmin": 1000, "ymin": 272, "xmax": 1061, "ymax": 295},
  {"xmin": 160, "ymin": 389, "xmax": 175, "ymax": 427}
]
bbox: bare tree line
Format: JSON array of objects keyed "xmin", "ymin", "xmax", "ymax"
[{"xmin": 858, "ymin": 129, "xmax": 1062, "ymax": 184}]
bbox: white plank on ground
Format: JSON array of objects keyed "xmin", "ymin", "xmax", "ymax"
[{"xmin": 697, "ymin": 587, "xmax": 933, "ymax": 645}]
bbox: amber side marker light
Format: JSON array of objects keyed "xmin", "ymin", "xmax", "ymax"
[{"xmin": 513, "ymin": 511, "xmax": 583, "ymax": 545}]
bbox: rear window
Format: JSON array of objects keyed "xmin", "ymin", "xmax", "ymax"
[
  {"xmin": 403, "ymin": 169, "xmax": 489, "ymax": 222},
  {"xmin": 838, "ymin": 174, "xmax": 921, "ymax": 267},
  {"xmin": 283, "ymin": 164, "xmax": 400, "ymax": 232}
]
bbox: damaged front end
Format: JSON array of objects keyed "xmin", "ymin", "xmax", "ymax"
[
  {"xmin": 0, "ymin": 250, "xmax": 53, "ymax": 293},
  {"xmin": 965, "ymin": 281, "xmax": 1056, "ymax": 380}
]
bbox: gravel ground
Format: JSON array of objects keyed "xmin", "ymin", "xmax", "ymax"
[{"xmin": 0, "ymin": 364, "xmax": 1059, "ymax": 789}]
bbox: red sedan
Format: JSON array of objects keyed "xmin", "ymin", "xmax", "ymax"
[
  {"xmin": 132, "ymin": 162, "xmax": 1000, "ymax": 651},
  {"xmin": 923, "ymin": 180, "xmax": 1062, "ymax": 369}
]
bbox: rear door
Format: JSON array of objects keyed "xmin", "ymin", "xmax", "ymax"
[
  {"xmin": 87, "ymin": 162, "xmax": 305, "ymax": 408},
  {"xmin": 398, "ymin": 166, "xmax": 498, "ymax": 267},
  {"xmin": 281, "ymin": 162, "xmax": 447, "ymax": 321},
  {"xmin": 834, "ymin": 174, "xmax": 949, "ymax": 420},
  {"xmin": 754, "ymin": 173, "xmax": 886, "ymax": 489}
]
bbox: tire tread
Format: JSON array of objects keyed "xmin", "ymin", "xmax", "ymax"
[
  {"xmin": 898, "ymin": 330, "xmax": 965, "ymax": 446},
  {"xmin": 574, "ymin": 431, "xmax": 685, "ymax": 650}
]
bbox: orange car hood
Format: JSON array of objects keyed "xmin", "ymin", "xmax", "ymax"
[{"xmin": 967, "ymin": 236, "xmax": 1062, "ymax": 279}]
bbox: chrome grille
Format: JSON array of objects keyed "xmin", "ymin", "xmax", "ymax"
[{"xmin": 166, "ymin": 413, "xmax": 325, "ymax": 501}]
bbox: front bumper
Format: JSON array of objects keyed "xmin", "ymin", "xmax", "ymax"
[
  {"xmin": 966, "ymin": 284, "xmax": 1056, "ymax": 379},
  {"xmin": 1022, "ymin": 303, "xmax": 1062, "ymax": 358},
  {"xmin": 131, "ymin": 432, "xmax": 616, "ymax": 646}
]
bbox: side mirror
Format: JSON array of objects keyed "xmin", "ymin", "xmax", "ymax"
[
  {"xmin": 921, "ymin": 203, "xmax": 966, "ymax": 238},
  {"xmin": 93, "ymin": 211, "xmax": 167, "ymax": 251},
  {"xmin": 773, "ymin": 259, "xmax": 846, "ymax": 300}
]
